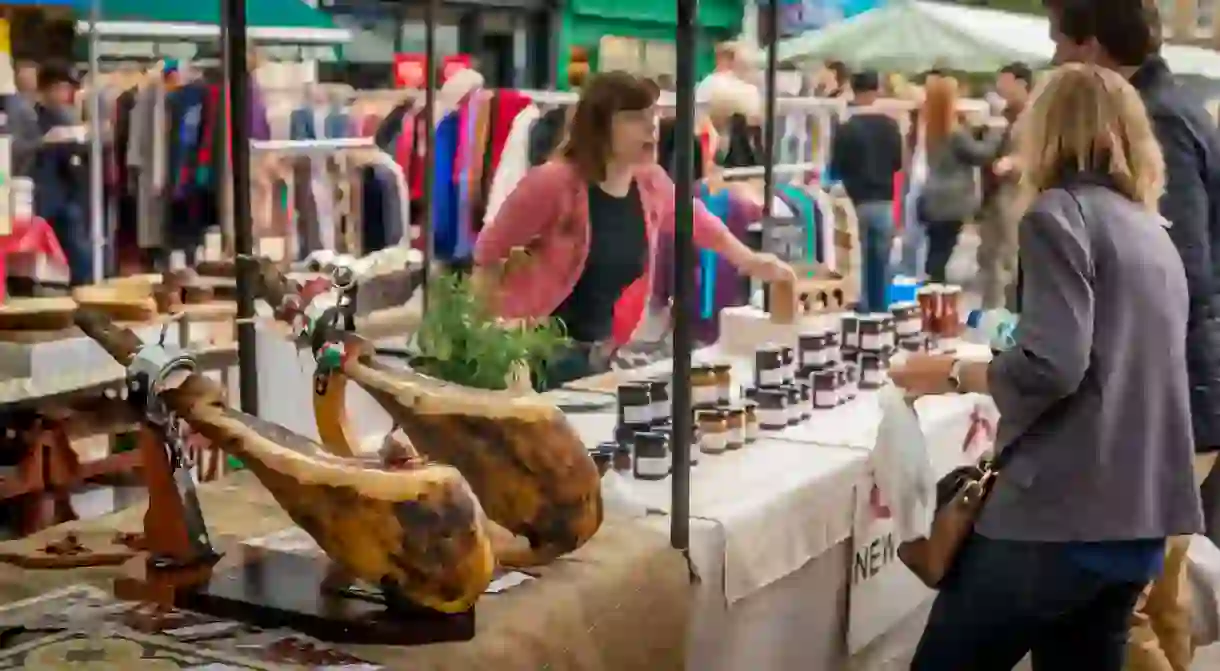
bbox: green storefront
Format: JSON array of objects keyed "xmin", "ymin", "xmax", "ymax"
[{"xmin": 556, "ymin": 0, "xmax": 744, "ymax": 88}]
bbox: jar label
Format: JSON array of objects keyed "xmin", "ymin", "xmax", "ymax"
[
  {"xmin": 860, "ymin": 333, "xmax": 884, "ymax": 351},
  {"xmin": 898, "ymin": 318, "xmax": 920, "ymax": 336},
  {"xmin": 863, "ymin": 368, "xmax": 886, "ymax": 385},
  {"xmin": 758, "ymin": 408, "xmax": 787, "ymax": 427},
  {"xmin": 801, "ymin": 350, "xmax": 827, "ymax": 367},
  {"xmin": 717, "ymin": 386, "xmax": 732, "ymax": 403},
  {"xmin": 694, "ymin": 386, "xmax": 720, "ymax": 405},
  {"xmin": 758, "ymin": 368, "xmax": 783, "ymax": 386},
  {"xmin": 701, "ymin": 432, "xmax": 727, "ymax": 453},
  {"xmin": 815, "ymin": 390, "xmax": 836, "ymax": 407},
  {"xmin": 623, "ymin": 405, "xmax": 652, "ymax": 425},
  {"xmin": 745, "ymin": 424, "xmax": 760, "ymax": 440},
  {"xmin": 635, "ymin": 456, "xmax": 670, "ymax": 478},
  {"xmin": 651, "ymin": 402, "xmax": 671, "ymax": 421},
  {"xmin": 727, "ymin": 427, "xmax": 745, "ymax": 445}
]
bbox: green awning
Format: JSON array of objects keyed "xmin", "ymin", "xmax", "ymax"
[{"xmin": 75, "ymin": 0, "xmax": 350, "ymax": 44}]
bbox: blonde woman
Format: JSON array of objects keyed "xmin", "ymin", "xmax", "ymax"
[{"xmin": 892, "ymin": 64, "xmax": 1202, "ymax": 670}]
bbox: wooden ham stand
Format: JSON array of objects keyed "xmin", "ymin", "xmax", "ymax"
[{"xmin": 100, "ymin": 328, "xmax": 473, "ymax": 645}]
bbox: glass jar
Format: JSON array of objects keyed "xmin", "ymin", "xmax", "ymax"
[
  {"xmin": 698, "ymin": 409, "xmax": 728, "ymax": 455},
  {"xmin": 633, "ymin": 431, "xmax": 671, "ymax": 481}
]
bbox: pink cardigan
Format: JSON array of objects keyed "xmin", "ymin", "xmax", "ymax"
[{"xmin": 474, "ymin": 160, "xmax": 744, "ymax": 321}]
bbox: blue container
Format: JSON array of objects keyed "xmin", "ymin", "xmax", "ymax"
[{"xmin": 888, "ymin": 276, "xmax": 920, "ymax": 306}]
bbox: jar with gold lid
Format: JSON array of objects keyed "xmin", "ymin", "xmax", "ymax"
[
  {"xmin": 724, "ymin": 406, "xmax": 746, "ymax": 450},
  {"xmin": 712, "ymin": 363, "xmax": 733, "ymax": 405},
  {"xmin": 743, "ymin": 401, "xmax": 760, "ymax": 442},
  {"xmin": 691, "ymin": 365, "xmax": 719, "ymax": 408},
  {"xmin": 697, "ymin": 409, "xmax": 728, "ymax": 455}
]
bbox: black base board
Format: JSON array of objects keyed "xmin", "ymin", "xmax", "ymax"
[{"xmin": 174, "ymin": 548, "xmax": 475, "ymax": 646}]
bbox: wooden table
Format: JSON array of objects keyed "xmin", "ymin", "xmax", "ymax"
[{"xmin": 0, "ymin": 472, "xmax": 693, "ymax": 670}]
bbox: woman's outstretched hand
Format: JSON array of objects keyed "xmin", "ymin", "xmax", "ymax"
[{"xmin": 743, "ymin": 252, "xmax": 797, "ymax": 284}]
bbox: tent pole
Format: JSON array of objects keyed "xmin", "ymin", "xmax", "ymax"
[
  {"xmin": 421, "ymin": 0, "xmax": 438, "ymax": 314},
  {"xmin": 223, "ymin": 0, "xmax": 259, "ymax": 416},
  {"xmin": 759, "ymin": 0, "xmax": 778, "ymax": 313},
  {"xmin": 670, "ymin": 0, "xmax": 696, "ymax": 553},
  {"xmin": 88, "ymin": 0, "xmax": 105, "ymax": 283}
]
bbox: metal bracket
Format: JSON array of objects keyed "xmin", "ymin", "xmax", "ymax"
[{"xmin": 126, "ymin": 339, "xmax": 197, "ymax": 427}]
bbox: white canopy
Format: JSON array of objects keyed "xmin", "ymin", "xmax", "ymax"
[{"xmin": 773, "ymin": 0, "xmax": 1220, "ymax": 79}]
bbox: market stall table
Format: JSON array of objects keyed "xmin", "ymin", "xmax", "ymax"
[
  {"xmin": 565, "ymin": 345, "xmax": 993, "ymax": 670},
  {"xmin": 0, "ymin": 471, "xmax": 693, "ymax": 670}
]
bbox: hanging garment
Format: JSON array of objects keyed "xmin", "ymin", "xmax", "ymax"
[
  {"xmin": 484, "ymin": 104, "xmax": 540, "ymax": 225},
  {"xmin": 488, "ymin": 90, "xmax": 532, "ymax": 175},
  {"xmin": 777, "ymin": 184, "xmax": 820, "ymax": 268},
  {"xmin": 528, "ymin": 107, "xmax": 568, "ymax": 166},
  {"xmin": 431, "ymin": 112, "xmax": 461, "ymax": 260},
  {"xmin": 129, "ymin": 81, "xmax": 168, "ymax": 248}
]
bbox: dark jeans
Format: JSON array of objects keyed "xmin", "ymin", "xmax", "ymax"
[
  {"xmin": 854, "ymin": 200, "xmax": 895, "ymax": 313},
  {"xmin": 45, "ymin": 201, "xmax": 93, "ymax": 286},
  {"xmin": 924, "ymin": 220, "xmax": 963, "ymax": 284},
  {"xmin": 912, "ymin": 535, "xmax": 1146, "ymax": 671}
]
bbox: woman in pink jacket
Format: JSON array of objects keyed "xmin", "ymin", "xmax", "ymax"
[{"xmin": 474, "ymin": 71, "xmax": 794, "ymax": 387}]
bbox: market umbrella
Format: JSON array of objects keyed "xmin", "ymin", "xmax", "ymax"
[{"xmin": 771, "ymin": 0, "xmax": 1045, "ymax": 74}]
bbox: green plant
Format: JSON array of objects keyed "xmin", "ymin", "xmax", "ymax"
[{"xmin": 415, "ymin": 272, "xmax": 570, "ymax": 390}]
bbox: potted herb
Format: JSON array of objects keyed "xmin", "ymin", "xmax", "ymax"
[{"xmin": 414, "ymin": 272, "xmax": 569, "ymax": 392}]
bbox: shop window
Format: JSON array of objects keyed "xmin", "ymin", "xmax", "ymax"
[
  {"xmin": 596, "ymin": 36, "xmax": 676, "ymax": 80},
  {"xmin": 1160, "ymin": 0, "xmax": 1175, "ymax": 37},
  {"xmin": 1196, "ymin": 0, "xmax": 1216, "ymax": 36}
]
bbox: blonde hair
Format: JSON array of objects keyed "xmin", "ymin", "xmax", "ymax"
[{"xmin": 1018, "ymin": 64, "xmax": 1164, "ymax": 211}]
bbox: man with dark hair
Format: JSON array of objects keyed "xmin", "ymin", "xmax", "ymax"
[
  {"xmin": 976, "ymin": 61, "xmax": 1033, "ymax": 310},
  {"xmin": 32, "ymin": 61, "xmax": 91, "ymax": 286},
  {"xmin": 829, "ymin": 70, "xmax": 903, "ymax": 313},
  {"xmin": 1044, "ymin": 1, "xmax": 1220, "ymax": 669}
]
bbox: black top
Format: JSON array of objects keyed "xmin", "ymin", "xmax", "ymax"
[
  {"xmin": 829, "ymin": 111, "xmax": 904, "ymax": 204},
  {"xmin": 551, "ymin": 183, "xmax": 648, "ymax": 343},
  {"xmin": 1130, "ymin": 55, "xmax": 1220, "ymax": 449}
]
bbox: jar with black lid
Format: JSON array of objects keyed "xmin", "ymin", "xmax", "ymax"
[
  {"xmin": 858, "ymin": 316, "xmax": 885, "ymax": 352},
  {"xmin": 656, "ymin": 424, "xmax": 699, "ymax": 466},
  {"xmin": 797, "ymin": 380, "xmax": 813, "ymax": 420},
  {"xmin": 784, "ymin": 385, "xmax": 802, "ymax": 425},
  {"xmin": 647, "ymin": 378, "xmax": 671, "ymax": 427},
  {"xmin": 698, "ymin": 409, "xmax": 728, "ymax": 455},
  {"xmin": 780, "ymin": 346, "xmax": 796, "ymax": 385},
  {"xmin": 860, "ymin": 353, "xmax": 887, "ymax": 390},
  {"xmin": 590, "ymin": 442, "xmax": 616, "ymax": 476},
  {"xmin": 813, "ymin": 369, "xmax": 838, "ymax": 409},
  {"xmin": 899, "ymin": 334, "xmax": 925, "ymax": 352},
  {"xmin": 843, "ymin": 363, "xmax": 859, "ymax": 401},
  {"xmin": 755, "ymin": 346, "xmax": 784, "ymax": 388},
  {"xmin": 617, "ymin": 383, "xmax": 653, "ymax": 429},
  {"xmin": 755, "ymin": 389, "xmax": 789, "ymax": 430},
  {"xmin": 743, "ymin": 401, "xmax": 760, "ymax": 442},
  {"xmin": 742, "ymin": 385, "xmax": 758, "ymax": 402},
  {"xmin": 613, "ymin": 442, "xmax": 632, "ymax": 474},
  {"xmin": 825, "ymin": 330, "xmax": 842, "ymax": 360},
  {"xmin": 691, "ymin": 365, "xmax": 720, "ymax": 408},
  {"xmin": 841, "ymin": 314, "xmax": 860, "ymax": 351},
  {"xmin": 724, "ymin": 406, "xmax": 746, "ymax": 449},
  {"xmin": 712, "ymin": 363, "xmax": 733, "ymax": 404},
  {"xmin": 799, "ymin": 331, "xmax": 828, "ymax": 369},
  {"xmin": 880, "ymin": 314, "xmax": 897, "ymax": 353},
  {"xmin": 633, "ymin": 431, "xmax": 671, "ymax": 480}
]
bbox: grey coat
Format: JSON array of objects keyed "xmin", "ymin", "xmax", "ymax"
[
  {"xmin": 977, "ymin": 176, "xmax": 1204, "ymax": 542},
  {"xmin": 919, "ymin": 127, "xmax": 1002, "ymax": 223}
]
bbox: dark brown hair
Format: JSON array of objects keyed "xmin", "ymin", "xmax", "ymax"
[
  {"xmin": 560, "ymin": 71, "xmax": 658, "ymax": 182},
  {"xmin": 1042, "ymin": 0, "xmax": 1160, "ymax": 66}
]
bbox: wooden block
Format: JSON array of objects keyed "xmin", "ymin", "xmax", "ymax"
[{"xmin": 769, "ymin": 279, "xmax": 797, "ymax": 324}]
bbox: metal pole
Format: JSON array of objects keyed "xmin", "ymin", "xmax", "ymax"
[
  {"xmin": 421, "ymin": 0, "xmax": 438, "ymax": 314},
  {"xmin": 670, "ymin": 0, "xmax": 697, "ymax": 553},
  {"xmin": 88, "ymin": 0, "xmax": 105, "ymax": 282},
  {"xmin": 760, "ymin": 0, "xmax": 778, "ymax": 313},
  {"xmin": 223, "ymin": 0, "xmax": 259, "ymax": 416}
]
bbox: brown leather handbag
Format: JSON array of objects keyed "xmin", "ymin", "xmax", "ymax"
[{"xmin": 897, "ymin": 462, "xmax": 997, "ymax": 589}]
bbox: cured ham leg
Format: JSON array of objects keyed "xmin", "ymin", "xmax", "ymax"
[{"xmin": 74, "ymin": 309, "xmax": 495, "ymax": 613}]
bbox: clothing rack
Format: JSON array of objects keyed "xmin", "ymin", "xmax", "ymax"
[{"xmin": 722, "ymin": 162, "xmax": 818, "ymax": 180}]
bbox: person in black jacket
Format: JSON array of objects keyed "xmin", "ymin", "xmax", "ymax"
[
  {"xmin": 1045, "ymin": 0, "xmax": 1220, "ymax": 668},
  {"xmin": 32, "ymin": 62, "xmax": 91, "ymax": 286}
]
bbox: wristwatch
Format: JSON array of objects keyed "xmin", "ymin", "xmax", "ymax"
[{"xmin": 948, "ymin": 359, "xmax": 964, "ymax": 392}]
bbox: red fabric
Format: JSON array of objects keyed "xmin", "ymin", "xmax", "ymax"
[
  {"xmin": 394, "ymin": 112, "xmax": 417, "ymax": 198},
  {"xmin": 489, "ymin": 90, "xmax": 532, "ymax": 175},
  {"xmin": 612, "ymin": 277, "xmax": 648, "ymax": 345},
  {"xmin": 0, "ymin": 217, "xmax": 68, "ymax": 301}
]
